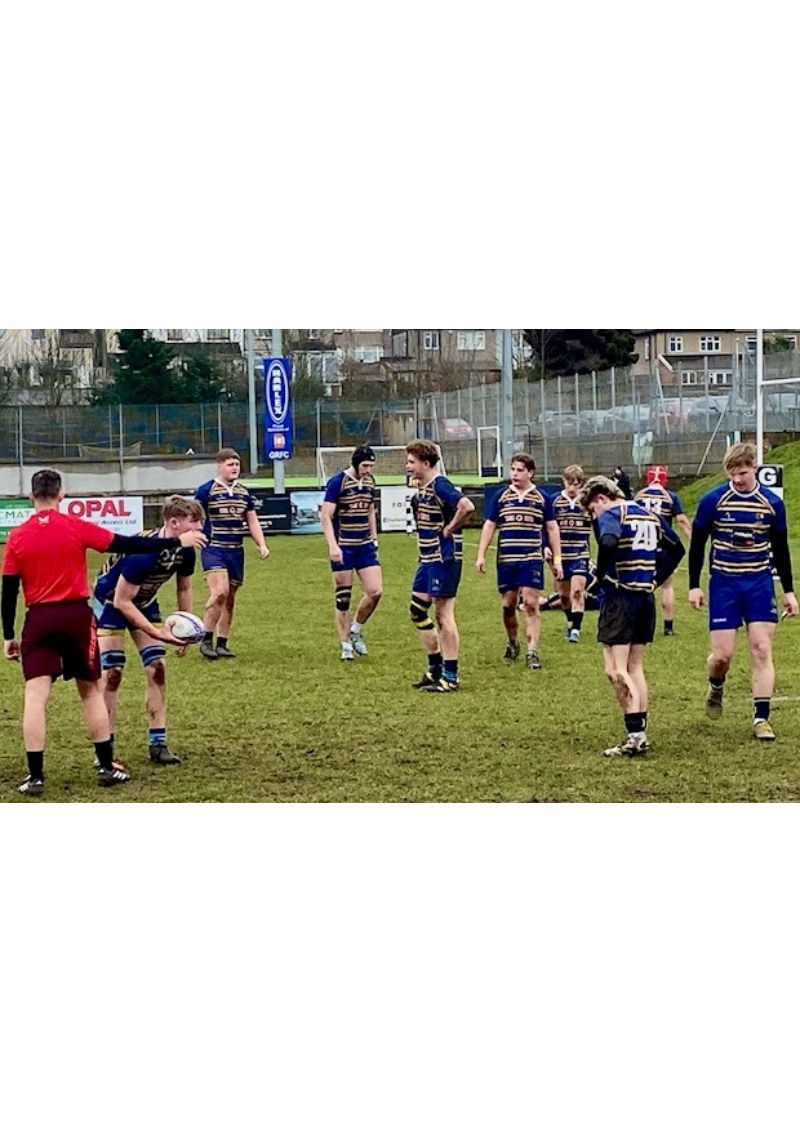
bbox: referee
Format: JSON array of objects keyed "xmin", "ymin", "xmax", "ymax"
[{"xmin": 1, "ymin": 469, "xmax": 207, "ymax": 796}]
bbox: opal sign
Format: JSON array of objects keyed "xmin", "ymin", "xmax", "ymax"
[{"xmin": 264, "ymin": 357, "xmax": 293, "ymax": 461}]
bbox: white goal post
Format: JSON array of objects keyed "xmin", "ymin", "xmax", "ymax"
[
  {"xmin": 476, "ymin": 425, "xmax": 501, "ymax": 478},
  {"xmin": 317, "ymin": 445, "xmax": 447, "ymax": 485}
]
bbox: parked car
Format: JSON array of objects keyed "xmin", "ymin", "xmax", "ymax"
[{"xmin": 440, "ymin": 418, "xmax": 476, "ymax": 440}]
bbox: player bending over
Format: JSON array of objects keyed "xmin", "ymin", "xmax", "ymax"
[
  {"xmin": 634, "ymin": 465, "xmax": 692, "ymax": 636},
  {"xmin": 406, "ymin": 441, "xmax": 475, "ymax": 692},
  {"xmin": 320, "ymin": 446, "xmax": 383, "ymax": 661},
  {"xmin": 549, "ymin": 464, "xmax": 592, "ymax": 644},
  {"xmin": 93, "ymin": 496, "xmax": 205, "ymax": 767},
  {"xmin": 476, "ymin": 453, "xmax": 561, "ymax": 669},
  {"xmin": 195, "ymin": 447, "xmax": 270, "ymax": 660},
  {"xmin": 580, "ymin": 475, "xmax": 684, "ymax": 757},
  {"xmin": 688, "ymin": 443, "xmax": 798, "ymax": 741},
  {"xmin": 2, "ymin": 469, "xmax": 207, "ymax": 795}
]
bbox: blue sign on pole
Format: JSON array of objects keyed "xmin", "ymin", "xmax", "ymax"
[{"xmin": 263, "ymin": 357, "xmax": 293, "ymax": 461}]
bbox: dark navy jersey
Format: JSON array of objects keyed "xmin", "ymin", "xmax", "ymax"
[
  {"xmin": 596, "ymin": 501, "xmax": 660, "ymax": 592},
  {"xmin": 414, "ymin": 475, "xmax": 465, "ymax": 563},
  {"xmin": 195, "ymin": 479, "xmax": 255, "ymax": 550},
  {"xmin": 693, "ymin": 482, "xmax": 785, "ymax": 576},
  {"xmin": 323, "ymin": 470, "xmax": 377, "ymax": 548},
  {"xmin": 551, "ymin": 491, "xmax": 592, "ymax": 562},
  {"xmin": 93, "ymin": 528, "xmax": 195, "ymax": 610},
  {"xmin": 634, "ymin": 484, "xmax": 685, "ymax": 528},
  {"xmin": 486, "ymin": 484, "xmax": 553, "ymax": 564}
]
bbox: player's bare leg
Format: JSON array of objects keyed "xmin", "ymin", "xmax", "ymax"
[
  {"xmin": 411, "ymin": 590, "xmax": 443, "ymax": 688},
  {"xmin": 501, "ymin": 589, "xmax": 520, "ymax": 660},
  {"xmin": 350, "ymin": 565, "xmax": 383, "ymax": 656},
  {"xmin": 520, "ymin": 588, "xmax": 542, "ymax": 668},
  {"xmin": 662, "ymin": 576, "xmax": 676, "ymax": 635},
  {"xmin": 99, "ymin": 633, "xmax": 125, "ymax": 733},
  {"xmin": 748, "ymin": 620, "xmax": 777, "ymax": 740},
  {"xmin": 432, "ymin": 596, "xmax": 460, "ymax": 690},
  {"xmin": 569, "ymin": 575, "xmax": 586, "ymax": 643},
  {"xmin": 558, "ymin": 579, "xmax": 572, "ymax": 637},
  {"xmin": 77, "ymin": 678, "xmax": 129, "ymax": 785},
  {"xmin": 201, "ymin": 569, "xmax": 229, "ymax": 659},
  {"xmin": 22, "ymin": 675, "xmax": 52, "ymax": 753},
  {"xmin": 706, "ymin": 628, "xmax": 736, "ymax": 719},
  {"xmin": 215, "ymin": 587, "xmax": 239, "ymax": 658},
  {"xmin": 602, "ymin": 644, "xmax": 649, "ymax": 757}
]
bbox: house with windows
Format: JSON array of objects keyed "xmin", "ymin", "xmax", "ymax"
[{"xmin": 632, "ymin": 329, "xmax": 800, "ymax": 389}]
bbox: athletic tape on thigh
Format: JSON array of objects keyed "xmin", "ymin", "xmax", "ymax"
[
  {"xmin": 100, "ymin": 649, "xmax": 126, "ymax": 671},
  {"xmin": 140, "ymin": 644, "xmax": 167, "ymax": 667},
  {"xmin": 410, "ymin": 597, "xmax": 434, "ymax": 631},
  {"xmin": 335, "ymin": 585, "xmax": 353, "ymax": 612}
]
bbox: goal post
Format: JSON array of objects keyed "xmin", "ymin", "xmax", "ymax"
[
  {"xmin": 476, "ymin": 425, "xmax": 502, "ymax": 478},
  {"xmin": 316, "ymin": 444, "xmax": 446, "ymax": 486}
]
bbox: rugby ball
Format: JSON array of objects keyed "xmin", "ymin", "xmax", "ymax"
[{"xmin": 164, "ymin": 611, "xmax": 206, "ymax": 644}]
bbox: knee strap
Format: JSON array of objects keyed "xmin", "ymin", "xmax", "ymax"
[
  {"xmin": 410, "ymin": 597, "xmax": 434, "ymax": 631},
  {"xmin": 140, "ymin": 644, "xmax": 167, "ymax": 668},
  {"xmin": 335, "ymin": 585, "xmax": 353, "ymax": 612},
  {"xmin": 101, "ymin": 650, "xmax": 126, "ymax": 671}
]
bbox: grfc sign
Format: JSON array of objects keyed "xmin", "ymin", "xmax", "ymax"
[{"xmin": 263, "ymin": 357, "xmax": 293, "ymax": 461}]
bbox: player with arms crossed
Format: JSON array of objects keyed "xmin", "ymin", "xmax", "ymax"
[
  {"xmin": 93, "ymin": 496, "xmax": 205, "ymax": 767},
  {"xmin": 476, "ymin": 453, "xmax": 562, "ymax": 669},
  {"xmin": 406, "ymin": 441, "xmax": 475, "ymax": 692},
  {"xmin": 688, "ymin": 443, "xmax": 798, "ymax": 741},
  {"xmin": 634, "ymin": 465, "xmax": 692, "ymax": 636},
  {"xmin": 550, "ymin": 464, "xmax": 592, "ymax": 644},
  {"xmin": 320, "ymin": 446, "xmax": 383, "ymax": 661},
  {"xmin": 195, "ymin": 447, "xmax": 270, "ymax": 660},
  {"xmin": 1, "ymin": 469, "xmax": 206, "ymax": 795},
  {"xmin": 580, "ymin": 475, "xmax": 684, "ymax": 757}
]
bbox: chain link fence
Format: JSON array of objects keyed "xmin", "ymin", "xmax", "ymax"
[{"xmin": 2, "ymin": 351, "xmax": 800, "ymax": 482}]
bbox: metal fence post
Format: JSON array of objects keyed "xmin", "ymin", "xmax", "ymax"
[
  {"xmin": 610, "ymin": 367, "xmax": 616, "ymax": 435},
  {"xmin": 217, "ymin": 402, "xmax": 223, "ymax": 450},
  {"xmin": 18, "ymin": 406, "xmax": 24, "ymax": 495},
  {"xmin": 200, "ymin": 403, "xmax": 206, "ymax": 451},
  {"xmin": 62, "ymin": 407, "xmax": 67, "ymax": 458},
  {"xmin": 704, "ymin": 355, "xmax": 710, "ymax": 432},
  {"xmin": 575, "ymin": 372, "xmax": 580, "ymax": 435},
  {"xmin": 540, "ymin": 378, "xmax": 549, "ymax": 479},
  {"xmin": 557, "ymin": 375, "xmax": 563, "ymax": 436},
  {"xmin": 118, "ymin": 403, "xmax": 125, "ymax": 492}
]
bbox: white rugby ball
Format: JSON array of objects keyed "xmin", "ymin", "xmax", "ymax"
[{"xmin": 164, "ymin": 611, "xmax": 206, "ymax": 644}]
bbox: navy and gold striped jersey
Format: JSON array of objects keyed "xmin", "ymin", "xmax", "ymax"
[
  {"xmin": 694, "ymin": 482, "xmax": 785, "ymax": 576},
  {"xmin": 634, "ymin": 483, "xmax": 685, "ymax": 528},
  {"xmin": 485, "ymin": 484, "xmax": 554, "ymax": 564},
  {"xmin": 414, "ymin": 475, "xmax": 465, "ymax": 563},
  {"xmin": 195, "ymin": 479, "xmax": 256, "ymax": 550},
  {"xmin": 323, "ymin": 470, "xmax": 377, "ymax": 547},
  {"xmin": 595, "ymin": 501, "xmax": 660, "ymax": 592},
  {"xmin": 552, "ymin": 492, "xmax": 592, "ymax": 562},
  {"xmin": 93, "ymin": 528, "xmax": 196, "ymax": 611}
]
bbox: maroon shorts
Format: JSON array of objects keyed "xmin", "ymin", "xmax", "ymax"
[{"xmin": 21, "ymin": 600, "xmax": 101, "ymax": 683}]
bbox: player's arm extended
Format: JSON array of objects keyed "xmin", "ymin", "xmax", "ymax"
[
  {"xmin": 368, "ymin": 502, "xmax": 378, "ymax": 543},
  {"xmin": 545, "ymin": 519, "xmax": 563, "ymax": 580},
  {"xmin": 475, "ymin": 520, "xmax": 497, "ymax": 572},
  {"xmin": 442, "ymin": 495, "xmax": 475, "ymax": 537},
  {"xmin": 769, "ymin": 517, "xmax": 796, "ymax": 606},
  {"xmin": 1, "ymin": 573, "xmax": 20, "ymax": 655},
  {"xmin": 112, "ymin": 578, "xmax": 182, "ymax": 644},
  {"xmin": 676, "ymin": 513, "xmax": 693, "ymax": 539},
  {"xmin": 246, "ymin": 510, "xmax": 270, "ymax": 558},
  {"xmin": 320, "ymin": 502, "xmax": 343, "ymax": 561}
]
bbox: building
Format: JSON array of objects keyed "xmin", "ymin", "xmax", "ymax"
[
  {"xmin": 0, "ymin": 329, "xmax": 110, "ymax": 403},
  {"xmin": 632, "ymin": 329, "xmax": 800, "ymax": 389}
]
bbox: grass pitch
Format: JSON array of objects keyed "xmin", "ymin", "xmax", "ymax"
[{"xmin": 4, "ymin": 445, "xmax": 800, "ymax": 803}]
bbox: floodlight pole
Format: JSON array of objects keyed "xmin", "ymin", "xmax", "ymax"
[
  {"xmin": 501, "ymin": 329, "xmax": 514, "ymax": 471},
  {"xmin": 246, "ymin": 329, "xmax": 258, "ymax": 475},
  {"xmin": 272, "ymin": 328, "xmax": 285, "ymax": 494},
  {"xmin": 756, "ymin": 327, "xmax": 765, "ymax": 464}
]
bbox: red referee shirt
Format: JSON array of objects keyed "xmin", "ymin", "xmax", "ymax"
[{"xmin": 1, "ymin": 510, "xmax": 115, "ymax": 606}]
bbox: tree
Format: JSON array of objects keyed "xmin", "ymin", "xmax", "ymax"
[
  {"xmin": 764, "ymin": 334, "xmax": 795, "ymax": 354},
  {"xmin": 524, "ymin": 329, "xmax": 638, "ymax": 377},
  {"xmin": 180, "ymin": 348, "xmax": 226, "ymax": 401},
  {"xmin": 92, "ymin": 329, "xmax": 178, "ymax": 404}
]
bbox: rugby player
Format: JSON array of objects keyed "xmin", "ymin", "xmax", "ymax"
[
  {"xmin": 93, "ymin": 496, "xmax": 205, "ymax": 767},
  {"xmin": 1, "ymin": 469, "xmax": 207, "ymax": 795},
  {"xmin": 320, "ymin": 446, "xmax": 382, "ymax": 661},
  {"xmin": 580, "ymin": 475, "xmax": 684, "ymax": 757},
  {"xmin": 195, "ymin": 447, "xmax": 270, "ymax": 660},
  {"xmin": 406, "ymin": 441, "xmax": 475, "ymax": 693},
  {"xmin": 688, "ymin": 443, "xmax": 798, "ymax": 741},
  {"xmin": 549, "ymin": 464, "xmax": 592, "ymax": 643},
  {"xmin": 634, "ymin": 465, "xmax": 692, "ymax": 635},
  {"xmin": 475, "ymin": 454, "xmax": 562, "ymax": 669}
]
